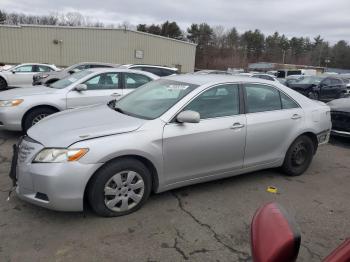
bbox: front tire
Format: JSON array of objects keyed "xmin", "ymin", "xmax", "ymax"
[
  {"xmin": 88, "ymin": 158, "xmax": 152, "ymax": 217},
  {"xmin": 0, "ymin": 77, "xmax": 7, "ymax": 90},
  {"xmin": 23, "ymin": 107, "xmax": 57, "ymax": 132},
  {"xmin": 282, "ymin": 135, "xmax": 314, "ymax": 176}
]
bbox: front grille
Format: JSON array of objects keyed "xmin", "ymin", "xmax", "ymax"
[{"xmin": 331, "ymin": 111, "xmax": 350, "ymax": 132}]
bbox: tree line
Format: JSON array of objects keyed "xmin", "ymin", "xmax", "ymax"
[{"xmin": 1, "ymin": 9, "xmax": 350, "ymax": 70}]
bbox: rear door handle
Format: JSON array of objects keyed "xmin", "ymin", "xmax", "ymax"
[
  {"xmin": 230, "ymin": 122, "xmax": 245, "ymax": 129},
  {"xmin": 291, "ymin": 114, "xmax": 302, "ymax": 120}
]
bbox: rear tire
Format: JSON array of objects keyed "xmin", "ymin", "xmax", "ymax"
[
  {"xmin": 23, "ymin": 107, "xmax": 57, "ymax": 132},
  {"xmin": 282, "ymin": 135, "xmax": 314, "ymax": 176},
  {"xmin": 0, "ymin": 77, "xmax": 7, "ymax": 90},
  {"xmin": 88, "ymin": 158, "xmax": 152, "ymax": 217}
]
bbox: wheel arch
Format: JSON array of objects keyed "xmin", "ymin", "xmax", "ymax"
[
  {"xmin": 289, "ymin": 131, "xmax": 318, "ymax": 155},
  {"xmin": 83, "ymin": 154, "xmax": 159, "ymax": 207},
  {"xmin": 0, "ymin": 74, "xmax": 8, "ymax": 85},
  {"xmin": 21, "ymin": 104, "xmax": 60, "ymax": 130},
  {"xmin": 302, "ymin": 132, "xmax": 318, "ymax": 154}
]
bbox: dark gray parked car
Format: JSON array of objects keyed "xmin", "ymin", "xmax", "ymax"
[
  {"xmin": 328, "ymin": 97, "xmax": 350, "ymax": 137},
  {"xmin": 33, "ymin": 62, "xmax": 120, "ymax": 86}
]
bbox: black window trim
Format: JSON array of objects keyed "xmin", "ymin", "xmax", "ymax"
[{"xmin": 242, "ymin": 82, "xmax": 301, "ymax": 114}]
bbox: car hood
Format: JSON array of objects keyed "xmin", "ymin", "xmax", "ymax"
[
  {"xmin": 27, "ymin": 104, "xmax": 147, "ymax": 147},
  {"xmin": 328, "ymin": 98, "xmax": 350, "ymax": 113},
  {"xmin": 0, "ymin": 86, "xmax": 58, "ymax": 99}
]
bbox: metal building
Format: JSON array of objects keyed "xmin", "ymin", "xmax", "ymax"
[{"xmin": 0, "ymin": 25, "xmax": 196, "ymax": 72}]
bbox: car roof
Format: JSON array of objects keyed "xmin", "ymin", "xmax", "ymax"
[
  {"xmin": 86, "ymin": 68, "xmax": 159, "ymax": 79},
  {"xmin": 163, "ymin": 74, "xmax": 274, "ymax": 86},
  {"xmin": 17, "ymin": 63, "xmax": 56, "ymax": 67},
  {"xmin": 74, "ymin": 62, "xmax": 121, "ymax": 67},
  {"xmin": 122, "ymin": 64, "xmax": 178, "ymax": 71}
]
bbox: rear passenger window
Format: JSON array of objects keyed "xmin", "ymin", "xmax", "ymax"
[
  {"xmin": 38, "ymin": 65, "xmax": 53, "ymax": 72},
  {"xmin": 124, "ymin": 73, "xmax": 151, "ymax": 89},
  {"xmin": 159, "ymin": 69, "xmax": 175, "ymax": 76},
  {"xmin": 245, "ymin": 84, "xmax": 282, "ymax": 113},
  {"xmin": 183, "ymin": 84, "xmax": 239, "ymax": 119},
  {"xmin": 280, "ymin": 92, "xmax": 299, "ymax": 109}
]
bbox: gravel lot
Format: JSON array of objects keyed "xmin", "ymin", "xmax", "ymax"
[{"xmin": 0, "ymin": 130, "xmax": 349, "ymax": 262}]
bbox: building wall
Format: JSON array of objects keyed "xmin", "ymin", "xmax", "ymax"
[{"xmin": 0, "ymin": 25, "xmax": 196, "ymax": 72}]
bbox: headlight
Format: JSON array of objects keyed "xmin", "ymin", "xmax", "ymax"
[
  {"xmin": 0, "ymin": 99, "xmax": 23, "ymax": 107},
  {"xmin": 33, "ymin": 148, "xmax": 89, "ymax": 163}
]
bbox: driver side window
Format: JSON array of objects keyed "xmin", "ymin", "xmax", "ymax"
[
  {"xmin": 183, "ymin": 84, "xmax": 240, "ymax": 119},
  {"xmin": 83, "ymin": 73, "xmax": 120, "ymax": 90}
]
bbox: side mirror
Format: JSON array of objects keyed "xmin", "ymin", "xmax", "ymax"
[
  {"xmin": 11, "ymin": 70, "xmax": 16, "ymax": 74},
  {"xmin": 74, "ymin": 84, "xmax": 87, "ymax": 92},
  {"xmin": 251, "ymin": 202, "xmax": 301, "ymax": 262},
  {"xmin": 176, "ymin": 110, "xmax": 200, "ymax": 123}
]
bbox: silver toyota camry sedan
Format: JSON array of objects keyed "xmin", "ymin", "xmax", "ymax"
[
  {"xmin": 0, "ymin": 68, "xmax": 159, "ymax": 132},
  {"xmin": 11, "ymin": 75, "xmax": 331, "ymax": 217}
]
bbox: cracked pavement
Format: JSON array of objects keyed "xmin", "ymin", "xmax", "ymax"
[{"xmin": 0, "ymin": 130, "xmax": 349, "ymax": 262}]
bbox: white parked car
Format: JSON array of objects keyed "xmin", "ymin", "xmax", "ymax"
[
  {"xmin": 0, "ymin": 68, "xmax": 159, "ymax": 131},
  {"xmin": 0, "ymin": 63, "xmax": 59, "ymax": 90}
]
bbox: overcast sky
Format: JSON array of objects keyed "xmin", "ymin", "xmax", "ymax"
[{"xmin": 1, "ymin": 0, "xmax": 350, "ymax": 43}]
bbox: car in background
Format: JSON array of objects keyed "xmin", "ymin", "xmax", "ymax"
[
  {"xmin": 328, "ymin": 97, "xmax": 350, "ymax": 137},
  {"xmin": 312, "ymin": 76, "xmax": 348, "ymax": 101},
  {"xmin": 338, "ymin": 76, "xmax": 350, "ymax": 94},
  {"xmin": 33, "ymin": 62, "xmax": 120, "ymax": 86},
  {"xmin": 0, "ymin": 63, "xmax": 59, "ymax": 90},
  {"xmin": 120, "ymin": 64, "xmax": 178, "ymax": 76},
  {"xmin": 250, "ymin": 73, "xmax": 279, "ymax": 82},
  {"xmin": 288, "ymin": 75, "xmax": 325, "ymax": 99},
  {"xmin": 0, "ymin": 64, "xmax": 13, "ymax": 71},
  {"xmin": 193, "ymin": 70, "xmax": 235, "ymax": 75},
  {"xmin": 239, "ymin": 73, "xmax": 280, "ymax": 83},
  {"xmin": 11, "ymin": 75, "xmax": 331, "ymax": 216},
  {"xmin": 0, "ymin": 69, "xmax": 158, "ymax": 132},
  {"xmin": 283, "ymin": 75, "xmax": 305, "ymax": 87}
]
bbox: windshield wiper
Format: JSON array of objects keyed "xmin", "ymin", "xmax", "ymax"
[{"xmin": 114, "ymin": 107, "xmax": 125, "ymax": 114}]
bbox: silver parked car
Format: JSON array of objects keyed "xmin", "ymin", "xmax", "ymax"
[
  {"xmin": 0, "ymin": 68, "xmax": 159, "ymax": 131},
  {"xmin": 11, "ymin": 75, "xmax": 331, "ymax": 217}
]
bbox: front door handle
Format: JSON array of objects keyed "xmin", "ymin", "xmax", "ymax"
[
  {"xmin": 231, "ymin": 122, "xmax": 245, "ymax": 129},
  {"xmin": 111, "ymin": 93, "xmax": 122, "ymax": 97},
  {"xmin": 291, "ymin": 114, "xmax": 302, "ymax": 120}
]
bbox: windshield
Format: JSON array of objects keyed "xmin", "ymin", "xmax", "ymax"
[
  {"xmin": 115, "ymin": 79, "xmax": 199, "ymax": 119},
  {"xmin": 50, "ymin": 70, "xmax": 92, "ymax": 89},
  {"xmin": 296, "ymin": 76, "xmax": 322, "ymax": 84}
]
